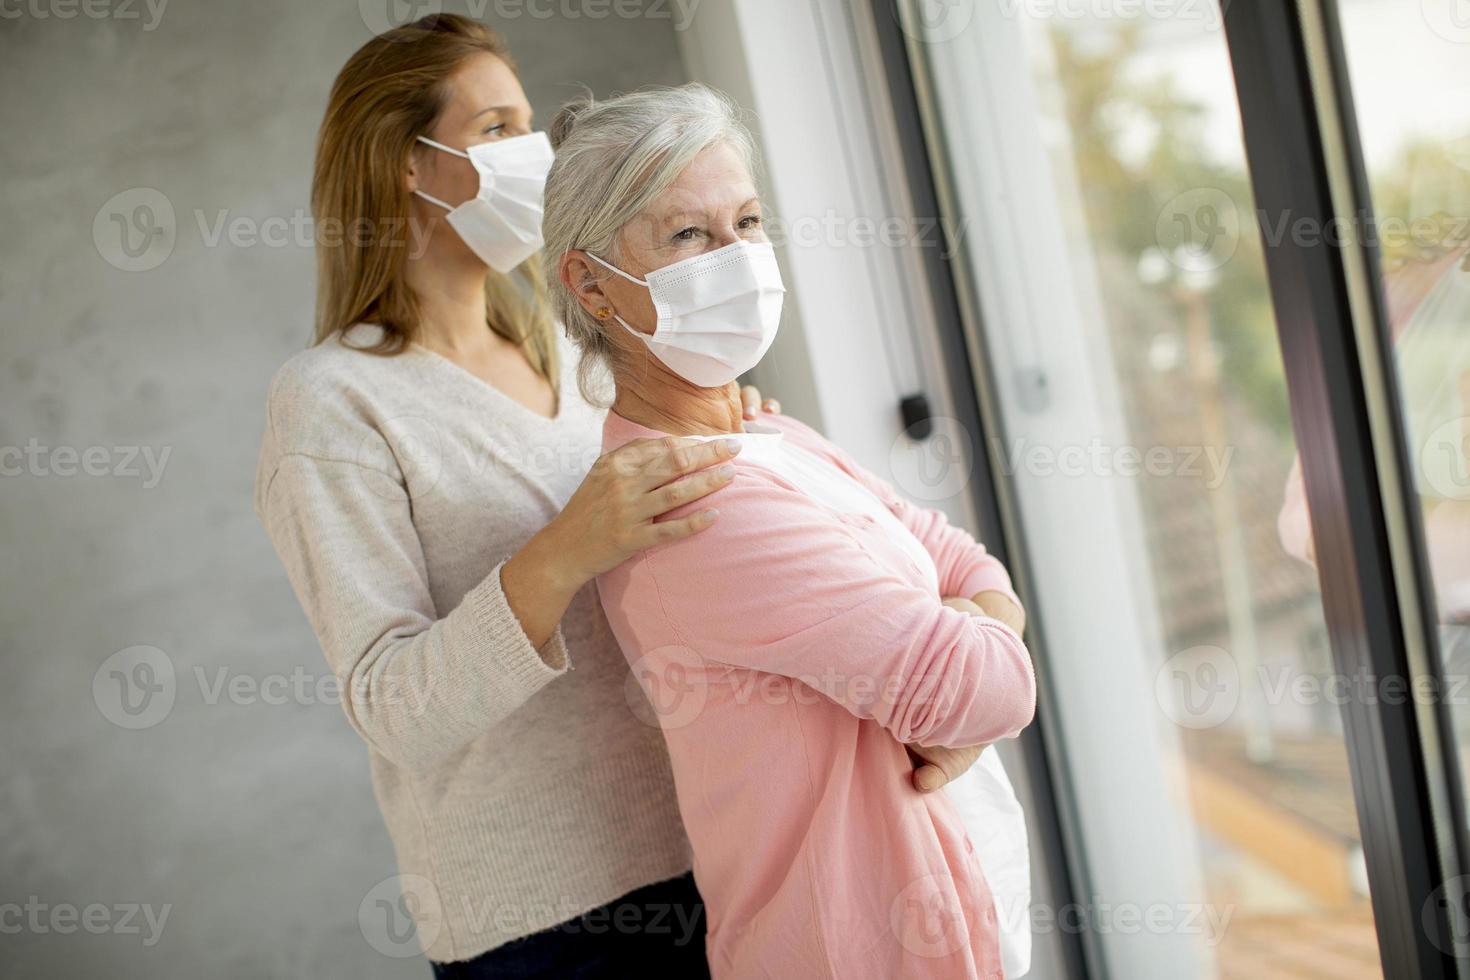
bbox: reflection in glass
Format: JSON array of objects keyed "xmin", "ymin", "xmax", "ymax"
[{"xmin": 908, "ymin": 2, "xmax": 1384, "ymax": 975}]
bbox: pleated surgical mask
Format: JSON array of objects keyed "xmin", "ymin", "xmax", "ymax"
[
  {"xmin": 414, "ymin": 131, "xmax": 554, "ymax": 272},
  {"xmin": 588, "ymin": 240, "xmax": 786, "ymax": 388}
]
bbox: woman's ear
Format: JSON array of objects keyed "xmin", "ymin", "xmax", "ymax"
[
  {"xmin": 559, "ymin": 250, "xmax": 611, "ymax": 317},
  {"xmin": 404, "ymin": 143, "xmax": 427, "ymax": 196}
]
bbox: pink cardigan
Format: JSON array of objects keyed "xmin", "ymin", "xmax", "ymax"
[{"xmin": 597, "ymin": 410, "xmax": 1037, "ymax": 979}]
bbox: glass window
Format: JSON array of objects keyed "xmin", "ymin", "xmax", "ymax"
[
  {"xmin": 1337, "ymin": 0, "xmax": 1470, "ymax": 858},
  {"xmin": 902, "ymin": 1, "xmax": 1382, "ymax": 975}
]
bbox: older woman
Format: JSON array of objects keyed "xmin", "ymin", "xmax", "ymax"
[{"xmin": 545, "ymin": 84, "xmax": 1037, "ymax": 979}]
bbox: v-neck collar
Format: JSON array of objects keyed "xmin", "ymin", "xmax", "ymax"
[{"xmin": 407, "ymin": 338, "xmax": 564, "ymax": 425}]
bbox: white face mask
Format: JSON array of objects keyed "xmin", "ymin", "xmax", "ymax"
[
  {"xmin": 414, "ymin": 131, "xmax": 554, "ymax": 272},
  {"xmin": 588, "ymin": 240, "xmax": 786, "ymax": 388}
]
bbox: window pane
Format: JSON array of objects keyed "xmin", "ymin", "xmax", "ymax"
[
  {"xmin": 903, "ymin": 1, "xmax": 1382, "ymax": 976},
  {"xmin": 1337, "ymin": 0, "xmax": 1470, "ymax": 857}
]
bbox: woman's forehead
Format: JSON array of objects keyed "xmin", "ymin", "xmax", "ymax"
[
  {"xmin": 649, "ymin": 145, "xmax": 758, "ymax": 216},
  {"xmin": 442, "ymin": 53, "xmax": 529, "ymax": 120}
]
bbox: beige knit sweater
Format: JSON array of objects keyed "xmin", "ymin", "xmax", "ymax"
[{"xmin": 253, "ymin": 324, "xmax": 692, "ymax": 963}]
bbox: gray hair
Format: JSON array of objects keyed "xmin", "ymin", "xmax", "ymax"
[{"xmin": 541, "ymin": 83, "xmax": 759, "ymax": 404}]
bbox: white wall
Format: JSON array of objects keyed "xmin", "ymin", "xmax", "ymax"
[{"xmin": 0, "ymin": 4, "xmax": 688, "ymax": 977}]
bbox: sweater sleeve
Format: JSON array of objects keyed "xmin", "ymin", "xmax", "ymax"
[
  {"xmin": 629, "ymin": 472, "xmax": 1036, "ymax": 748},
  {"xmin": 257, "ymin": 451, "xmax": 570, "ymax": 771},
  {"xmin": 808, "ymin": 429, "xmax": 1022, "ymax": 606}
]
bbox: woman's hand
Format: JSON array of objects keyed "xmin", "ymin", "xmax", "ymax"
[
  {"xmin": 741, "ymin": 384, "xmax": 780, "ymax": 420},
  {"xmin": 905, "ymin": 593, "xmax": 1026, "ymax": 791},
  {"xmin": 502, "ymin": 436, "xmax": 744, "ymax": 648},
  {"xmin": 974, "ymin": 590, "xmax": 1026, "ymax": 635},
  {"xmin": 908, "ymin": 742, "xmax": 990, "ymax": 793}
]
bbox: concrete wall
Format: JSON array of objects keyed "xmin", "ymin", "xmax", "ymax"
[{"xmin": 0, "ymin": 3, "xmax": 688, "ymax": 977}]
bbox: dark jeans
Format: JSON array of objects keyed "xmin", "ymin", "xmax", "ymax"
[{"xmin": 430, "ymin": 872, "xmax": 710, "ymax": 980}]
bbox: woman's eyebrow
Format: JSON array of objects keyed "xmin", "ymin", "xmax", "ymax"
[
  {"xmin": 472, "ymin": 105, "xmax": 518, "ymax": 118},
  {"xmin": 658, "ymin": 197, "xmax": 764, "ymax": 227}
]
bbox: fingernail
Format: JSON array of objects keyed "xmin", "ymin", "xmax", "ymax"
[
  {"xmin": 718, "ymin": 464, "xmax": 736, "ymax": 478},
  {"xmin": 703, "ymin": 508, "xmax": 720, "ymax": 521},
  {"xmin": 724, "ymin": 439, "xmax": 742, "ymax": 453}
]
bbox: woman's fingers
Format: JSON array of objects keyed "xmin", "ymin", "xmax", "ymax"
[
  {"xmin": 633, "ymin": 436, "xmax": 742, "ymax": 488},
  {"xmin": 640, "ymin": 506, "xmax": 721, "ymax": 548},
  {"xmin": 639, "ymin": 463, "xmax": 737, "ymax": 521},
  {"xmin": 907, "ymin": 742, "xmax": 989, "ymax": 793},
  {"xmin": 741, "ymin": 385, "xmax": 762, "ymax": 419}
]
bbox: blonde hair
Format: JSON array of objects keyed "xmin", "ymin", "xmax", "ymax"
[
  {"xmin": 311, "ymin": 13, "xmax": 556, "ymax": 381},
  {"xmin": 542, "ymin": 83, "xmax": 757, "ymax": 402}
]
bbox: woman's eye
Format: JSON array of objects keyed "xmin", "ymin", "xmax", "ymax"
[
  {"xmin": 483, "ymin": 122, "xmax": 507, "ymax": 136},
  {"xmin": 739, "ymin": 214, "xmax": 763, "ymax": 229},
  {"xmin": 673, "ymin": 227, "xmax": 700, "ymax": 243}
]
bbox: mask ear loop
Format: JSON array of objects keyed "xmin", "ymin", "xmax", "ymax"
[
  {"xmin": 585, "ymin": 251, "xmax": 650, "ymax": 287},
  {"xmin": 585, "ymin": 252, "xmax": 657, "ymax": 339},
  {"xmin": 414, "ymin": 189, "xmax": 455, "ymax": 212},
  {"xmin": 412, "ymin": 136, "xmax": 470, "ymax": 212},
  {"xmin": 416, "ymin": 135, "xmax": 471, "ymax": 159}
]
